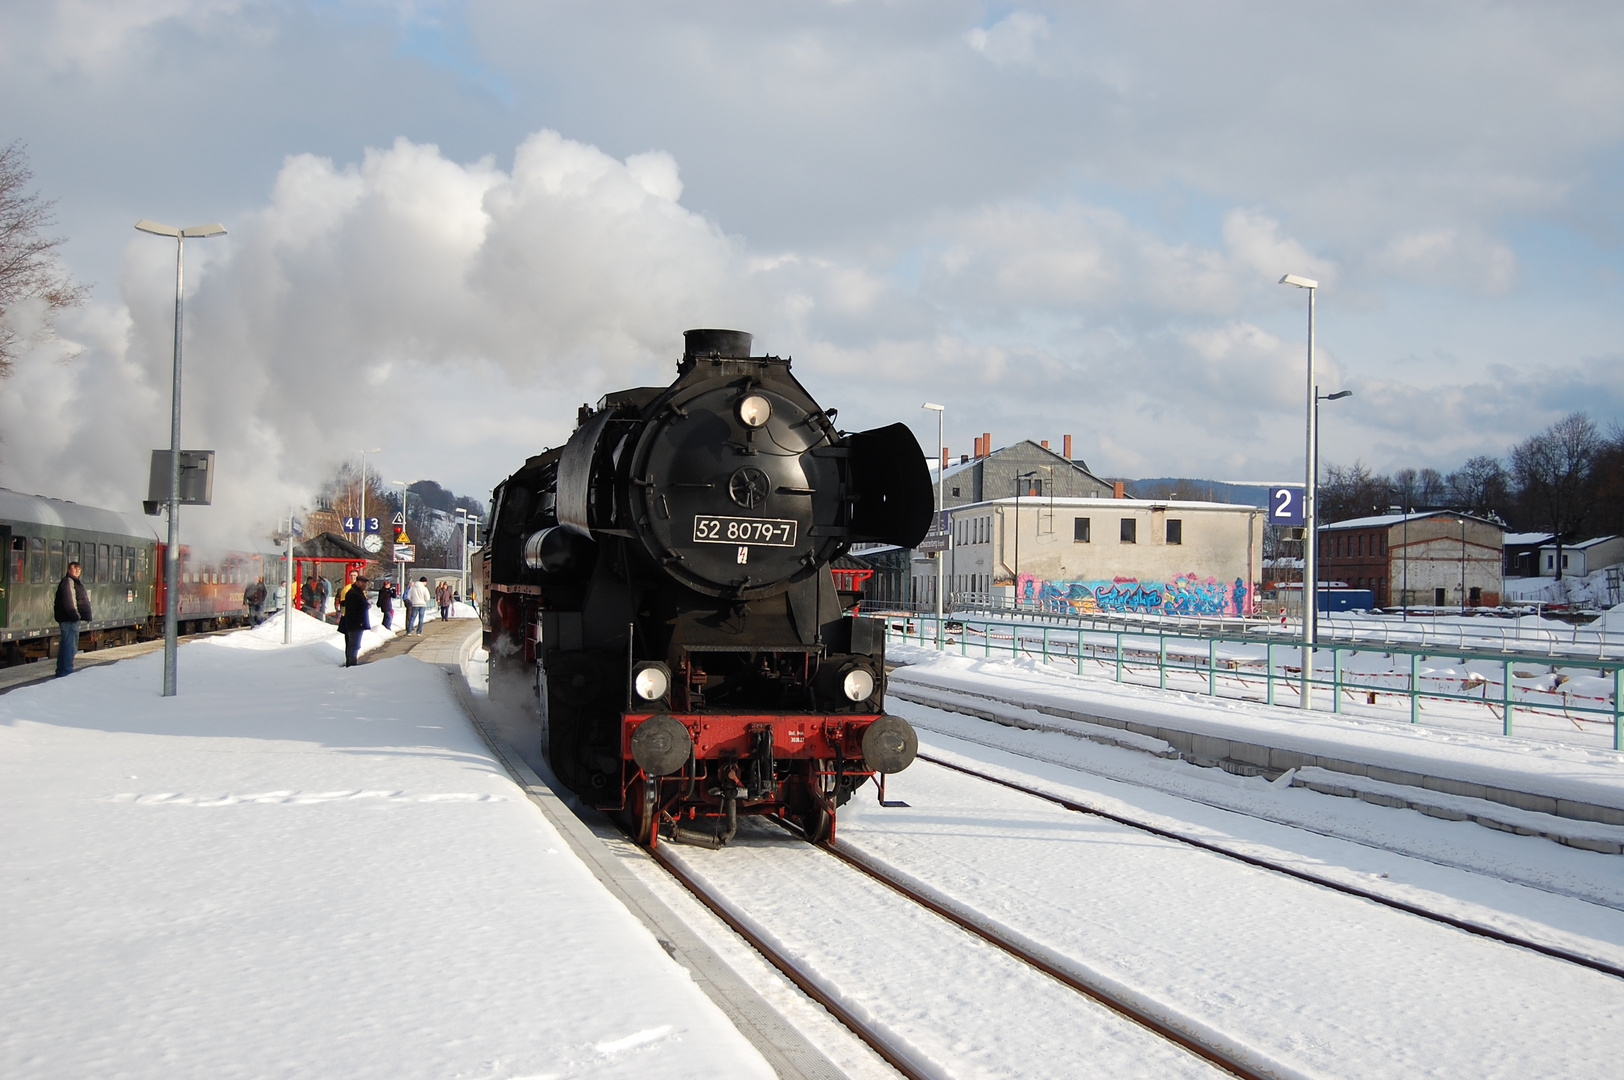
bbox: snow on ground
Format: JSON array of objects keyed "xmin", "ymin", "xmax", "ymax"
[{"xmin": 0, "ymin": 613, "xmax": 773, "ymax": 1080}]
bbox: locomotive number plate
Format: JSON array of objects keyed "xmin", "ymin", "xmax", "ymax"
[{"xmin": 692, "ymin": 515, "xmax": 798, "ymax": 547}]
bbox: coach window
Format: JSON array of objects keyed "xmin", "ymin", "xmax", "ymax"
[
  {"xmin": 98, "ymin": 544, "xmax": 109, "ymax": 583},
  {"xmin": 112, "ymin": 545, "xmax": 124, "ymax": 585},
  {"xmin": 29, "ymin": 537, "xmax": 45, "ymax": 582},
  {"xmin": 1120, "ymin": 518, "xmax": 1137, "ymax": 543},
  {"xmin": 1074, "ymin": 517, "xmax": 1091, "ymax": 543},
  {"xmin": 10, "ymin": 537, "xmax": 24, "ymax": 583},
  {"xmin": 84, "ymin": 543, "xmax": 97, "ymax": 583},
  {"xmin": 127, "ymin": 548, "xmax": 137, "ymax": 584},
  {"xmin": 49, "ymin": 539, "xmax": 65, "ymax": 580},
  {"xmin": 68, "ymin": 541, "xmax": 81, "ymax": 568},
  {"xmin": 1166, "ymin": 519, "xmax": 1182, "ymax": 545}
]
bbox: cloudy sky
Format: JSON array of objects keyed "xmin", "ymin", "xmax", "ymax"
[{"xmin": 3, "ymin": 1, "xmax": 1623, "ymax": 540}]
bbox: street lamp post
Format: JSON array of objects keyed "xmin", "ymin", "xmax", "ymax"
[
  {"xmin": 922, "ymin": 403, "xmax": 945, "ymax": 645},
  {"xmin": 135, "ymin": 218, "xmax": 226, "ymax": 698},
  {"xmin": 1013, "ymin": 471, "xmax": 1036, "ymax": 610},
  {"xmin": 392, "ymin": 481, "xmax": 410, "ymax": 590},
  {"xmin": 357, "ymin": 448, "xmax": 382, "ymax": 544},
  {"xmin": 1280, "ymin": 273, "xmax": 1319, "ymax": 708},
  {"xmin": 1315, "ymin": 385, "xmax": 1353, "ymax": 611}
]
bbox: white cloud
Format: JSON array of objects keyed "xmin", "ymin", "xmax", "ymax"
[{"xmin": 966, "ymin": 12, "xmax": 1050, "ymax": 69}]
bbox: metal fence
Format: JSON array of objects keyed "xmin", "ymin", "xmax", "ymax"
[
  {"xmin": 881, "ymin": 613, "xmax": 1624, "ymax": 752},
  {"xmin": 868, "ymin": 597, "xmax": 1624, "ymax": 661}
]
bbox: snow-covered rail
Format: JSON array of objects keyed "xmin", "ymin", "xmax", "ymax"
[
  {"xmin": 915, "ymin": 753, "xmax": 1624, "ymax": 981},
  {"xmin": 654, "ymin": 826, "xmax": 1263, "ymax": 1080}
]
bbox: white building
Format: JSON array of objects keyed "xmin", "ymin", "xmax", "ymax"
[
  {"xmin": 913, "ymin": 496, "xmax": 1264, "ymax": 617},
  {"xmin": 1537, "ymin": 535, "xmax": 1624, "ymax": 578}
]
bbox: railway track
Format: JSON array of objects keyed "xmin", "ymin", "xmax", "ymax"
[
  {"xmin": 652, "ymin": 828, "xmax": 1276, "ymax": 1080},
  {"xmin": 914, "ymin": 751, "xmax": 1624, "ymax": 982}
]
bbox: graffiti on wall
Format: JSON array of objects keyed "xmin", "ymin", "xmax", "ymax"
[{"xmin": 1015, "ymin": 572, "xmax": 1251, "ymax": 616}]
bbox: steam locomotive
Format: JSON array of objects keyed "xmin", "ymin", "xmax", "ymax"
[{"xmin": 482, "ymin": 330, "xmax": 933, "ymax": 846}]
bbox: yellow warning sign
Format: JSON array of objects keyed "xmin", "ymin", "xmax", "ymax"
[{"xmin": 395, "ymin": 530, "xmax": 411, "ymax": 544}]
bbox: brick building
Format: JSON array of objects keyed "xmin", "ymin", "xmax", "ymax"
[{"xmin": 1318, "ymin": 512, "xmax": 1503, "ymax": 608}]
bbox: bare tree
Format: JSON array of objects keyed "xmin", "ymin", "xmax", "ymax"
[
  {"xmin": 1510, "ymin": 412, "xmax": 1602, "ymax": 580},
  {"xmin": 0, "ymin": 141, "xmax": 87, "ymax": 375},
  {"xmin": 1445, "ymin": 455, "xmax": 1510, "ymax": 517},
  {"xmin": 1320, "ymin": 460, "xmax": 1392, "ymax": 522}
]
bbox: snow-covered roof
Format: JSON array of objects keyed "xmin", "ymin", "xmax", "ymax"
[
  {"xmin": 949, "ymin": 495, "xmax": 1250, "ymax": 512},
  {"xmin": 0, "ymin": 487, "xmax": 161, "ymax": 541},
  {"xmin": 1320, "ymin": 511, "xmax": 1500, "ymax": 531},
  {"xmin": 1538, "ymin": 535, "xmax": 1619, "ymax": 551},
  {"xmin": 1504, "ymin": 532, "xmax": 1555, "ymax": 546}
]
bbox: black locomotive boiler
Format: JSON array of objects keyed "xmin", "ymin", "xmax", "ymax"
[{"xmin": 482, "ymin": 329, "xmax": 933, "ymax": 845}]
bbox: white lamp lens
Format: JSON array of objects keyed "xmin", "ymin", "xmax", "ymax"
[
  {"xmin": 842, "ymin": 668, "xmax": 876, "ymax": 702},
  {"xmin": 738, "ymin": 394, "xmax": 772, "ymax": 428},
  {"xmin": 634, "ymin": 666, "xmax": 669, "ymax": 701}
]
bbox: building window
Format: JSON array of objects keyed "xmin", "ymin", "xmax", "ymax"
[
  {"xmin": 1546, "ymin": 554, "xmax": 1554, "ymax": 569},
  {"xmin": 951, "ymin": 487, "xmax": 960, "ymax": 497},
  {"xmin": 1074, "ymin": 517, "xmax": 1091, "ymax": 543},
  {"xmin": 1166, "ymin": 519, "xmax": 1182, "ymax": 545},
  {"xmin": 1469, "ymin": 586, "xmax": 1482, "ymax": 606},
  {"xmin": 1434, "ymin": 588, "xmax": 1447, "ymax": 605},
  {"xmin": 1562, "ymin": 554, "xmax": 1569, "ymax": 569},
  {"xmin": 1120, "ymin": 518, "xmax": 1137, "ymax": 543}
]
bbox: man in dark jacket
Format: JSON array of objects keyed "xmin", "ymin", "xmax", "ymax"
[
  {"xmin": 55, "ymin": 561, "xmax": 92, "ymax": 677},
  {"xmin": 336, "ymin": 571, "xmax": 370, "ymax": 667}
]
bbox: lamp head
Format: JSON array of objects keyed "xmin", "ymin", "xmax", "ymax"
[
  {"xmin": 1279, "ymin": 274, "xmax": 1318, "ymax": 289},
  {"xmin": 1326, "ymin": 390, "xmax": 1352, "ymax": 401},
  {"xmin": 921, "ymin": 402, "xmax": 945, "ymax": 412}
]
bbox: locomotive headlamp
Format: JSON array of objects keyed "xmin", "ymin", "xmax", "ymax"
[
  {"xmin": 737, "ymin": 394, "xmax": 772, "ymax": 428},
  {"xmin": 632, "ymin": 662, "xmax": 671, "ymax": 702},
  {"xmin": 841, "ymin": 666, "xmax": 877, "ymax": 702}
]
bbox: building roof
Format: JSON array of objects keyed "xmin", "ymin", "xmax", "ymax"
[
  {"xmin": 949, "ymin": 495, "xmax": 1252, "ymax": 513},
  {"xmin": 1538, "ymin": 535, "xmax": 1619, "ymax": 551},
  {"xmin": 1320, "ymin": 511, "xmax": 1501, "ymax": 531},
  {"xmin": 1504, "ymin": 532, "xmax": 1556, "ymax": 546}
]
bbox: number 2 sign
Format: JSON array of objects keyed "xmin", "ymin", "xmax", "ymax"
[{"xmin": 1270, "ymin": 487, "xmax": 1305, "ymax": 526}]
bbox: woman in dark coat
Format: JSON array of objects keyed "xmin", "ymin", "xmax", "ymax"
[{"xmin": 336, "ymin": 572, "xmax": 370, "ymax": 667}]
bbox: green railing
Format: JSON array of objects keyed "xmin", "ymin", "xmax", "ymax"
[{"xmin": 882, "ymin": 615, "xmax": 1624, "ymax": 752}]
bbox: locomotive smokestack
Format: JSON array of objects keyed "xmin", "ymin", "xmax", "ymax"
[{"xmin": 682, "ymin": 328, "xmax": 754, "ymax": 361}]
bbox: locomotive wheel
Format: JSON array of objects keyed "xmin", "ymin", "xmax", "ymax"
[
  {"xmin": 630, "ymin": 777, "xmax": 660, "ymax": 848},
  {"xmin": 799, "ymin": 759, "xmax": 835, "ymax": 844},
  {"xmin": 800, "ymin": 801, "xmax": 833, "ymax": 845}
]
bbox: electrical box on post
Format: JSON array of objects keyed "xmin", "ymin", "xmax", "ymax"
[{"xmin": 146, "ymin": 450, "xmax": 216, "ymax": 512}]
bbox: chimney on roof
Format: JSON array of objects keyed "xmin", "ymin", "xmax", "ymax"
[
  {"xmin": 1114, "ymin": 481, "xmax": 1125, "ymax": 499},
  {"xmin": 961, "ymin": 454, "xmax": 969, "ymax": 464},
  {"xmin": 1040, "ymin": 439, "xmax": 1049, "ymax": 449},
  {"xmin": 1063, "ymin": 434, "xmax": 1072, "ymax": 460},
  {"xmin": 941, "ymin": 448, "xmax": 948, "ymax": 472},
  {"xmin": 973, "ymin": 436, "xmax": 982, "ymax": 457},
  {"xmin": 982, "ymin": 432, "xmax": 991, "ymax": 457}
]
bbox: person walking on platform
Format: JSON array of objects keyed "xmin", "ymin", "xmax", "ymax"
[
  {"xmin": 435, "ymin": 579, "xmax": 453, "ymax": 621},
  {"xmin": 54, "ymin": 561, "xmax": 92, "ymax": 678},
  {"xmin": 405, "ymin": 576, "xmax": 431, "ymax": 635},
  {"xmin": 244, "ymin": 578, "xmax": 268, "ymax": 625},
  {"xmin": 336, "ymin": 570, "xmax": 370, "ymax": 667},
  {"xmin": 375, "ymin": 578, "xmax": 397, "ymax": 630}
]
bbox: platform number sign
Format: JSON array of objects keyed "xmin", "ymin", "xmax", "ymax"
[
  {"xmin": 1269, "ymin": 486, "xmax": 1305, "ymax": 526},
  {"xmin": 342, "ymin": 516, "xmax": 382, "ymax": 533}
]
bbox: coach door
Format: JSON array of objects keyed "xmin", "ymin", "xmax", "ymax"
[{"xmin": 0, "ymin": 525, "xmax": 10, "ymax": 628}]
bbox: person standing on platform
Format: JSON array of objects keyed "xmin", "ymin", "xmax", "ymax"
[
  {"xmin": 244, "ymin": 578, "xmax": 268, "ymax": 625},
  {"xmin": 273, "ymin": 579, "xmax": 287, "ymax": 614},
  {"xmin": 301, "ymin": 575, "xmax": 320, "ymax": 615},
  {"xmin": 435, "ymin": 579, "xmax": 453, "ymax": 621},
  {"xmin": 54, "ymin": 561, "xmax": 91, "ymax": 677},
  {"xmin": 336, "ymin": 570, "xmax": 370, "ymax": 667},
  {"xmin": 375, "ymin": 578, "xmax": 397, "ymax": 630},
  {"xmin": 405, "ymin": 576, "xmax": 431, "ymax": 635},
  {"xmin": 319, "ymin": 576, "xmax": 333, "ymax": 620}
]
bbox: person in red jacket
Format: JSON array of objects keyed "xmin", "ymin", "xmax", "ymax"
[{"xmin": 54, "ymin": 561, "xmax": 92, "ymax": 677}]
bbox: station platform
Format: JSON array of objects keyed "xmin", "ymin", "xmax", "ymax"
[{"xmin": 888, "ymin": 648, "xmax": 1624, "ymax": 856}]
